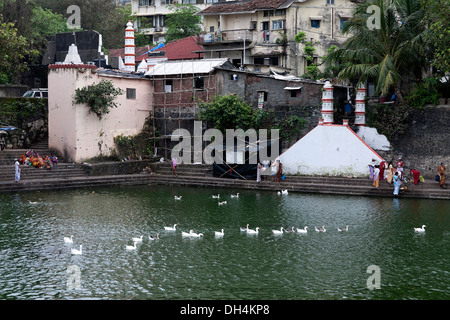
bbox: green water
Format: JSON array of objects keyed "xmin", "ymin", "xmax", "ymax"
[{"xmin": 0, "ymin": 185, "xmax": 449, "ymax": 300}]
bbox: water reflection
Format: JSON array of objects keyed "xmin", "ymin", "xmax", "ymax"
[{"xmin": 0, "ymin": 186, "xmax": 449, "ymax": 300}]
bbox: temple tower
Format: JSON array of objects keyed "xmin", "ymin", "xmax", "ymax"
[
  {"xmin": 321, "ymin": 81, "xmax": 334, "ymax": 125},
  {"xmin": 354, "ymin": 85, "xmax": 367, "ymax": 126},
  {"xmin": 124, "ymin": 20, "xmax": 135, "ymax": 72}
]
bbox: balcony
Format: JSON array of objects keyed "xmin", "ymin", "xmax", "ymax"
[
  {"xmin": 139, "ymin": 27, "xmax": 166, "ymax": 35},
  {"xmin": 198, "ymin": 29, "xmax": 253, "ymax": 45}
]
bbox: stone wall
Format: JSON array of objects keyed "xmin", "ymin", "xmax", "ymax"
[
  {"xmin": 378, "ymin": 105, "xmax": 450, "ymax": 179},
  {"xmin": 0, "ymin": 84, "xmax": 28, "ymax": 98}
]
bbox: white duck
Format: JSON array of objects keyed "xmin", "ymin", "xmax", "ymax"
[
  {"xmin": 64, "ymin": 235, "xmax": 74, "ymax": 243},
  {"xmin": 181, "ymin": 230, "xmax": 194, "ymax": 237},
  {"xmin": 297, "ymin": 226, "xmax": 309, "ymax": 234},
  {"xmin": 71, "ymin": 245, "xmax": 82, "ymax": 255},
  {"xmin": 414, "ymin": 225, "xmax": 426, "ymax": 233},
  {"xmin": 215, "ymin": 229, "xmax": 224, "ymax": 237},
  {"xmin": 272, "ymin": 227, "xmax": 284, "ymax": 235},
  {"xmin": 149, "ymin": 233, "xmax": 160, "ymax": 240},
  {"xmin": 218, "ymin": 201, "xmax": 227, "ymax": 206},
  {"xmin": 174, "ymin": 196, "xmax": 182, "ymax": 200},
  {"xmin": 132, "ymin": 235, "xmax": 143, "ymax": 243},
  {"xmin": 126, "ymin": 242, "xmax": 138, "ymax": 250},
  {"xmin": 281, "ymin": 190, "xmax": 288, "ymax": 195},
  {"xmin": 183, "ymin": 230, "xmax": 204, "ymax": 238},
  {"xmin": 164, "ymin": 224, "xmax": 178, "ymax": 231},
  {"xmin": 338, "ymin": 225, "xmax": 349, "ymax": 232},
  {"xmin": 212, "ymin": 194, "xmax": 220, "ymax": 199},
  {"xmin": 285, "ymin": 226, "xmax": 296, "ymax": 233},
  {"xmin": 246, "ymin": 227, "xmax": 260, "ymax": 234},
  {"xmin": 231, "ymin": 193, "xmax": 239, "ymax": 198},
  {"xmin": 315, "ymin": 226, "xmax": 326, "ymax": 232},
  {"xmin": 240, "ymin": 224, "xmax": 249, "ymax": 232}
]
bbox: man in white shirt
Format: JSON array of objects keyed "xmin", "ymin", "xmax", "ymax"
[{"xmin": 15, "ymin": 159, "xmax": 21, "ymax": 183}]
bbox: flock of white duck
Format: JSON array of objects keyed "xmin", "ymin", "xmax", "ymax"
[{"xmin": 62, "ymin": 191, "xmax": 428, "ymax": 255}]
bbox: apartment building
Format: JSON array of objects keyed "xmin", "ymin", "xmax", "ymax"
[
  {"xmin": 197, "ymin": 0, "xmax": 358, "ymax": 77},
  {"xmin": 130, "ymin": 0, "xmax": 218, "ymax": 43}
]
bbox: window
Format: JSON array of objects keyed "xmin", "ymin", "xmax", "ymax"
[
  {"xmin": 210, "ymin": 26, "xmax": 214, "ymax": 32},
  {"xmin": 261, "ymin": 21, "xmax": 269, "ymax": 31},
  {"xmin": 206, "ymin": 0, "xmax": 218, "ymax": 2},
  {"xmin": 194, "ymin": 77, "xmax": 204, "ymax": 90},
  {"xmin": 327, "ymin": 0, "xmax": 335, "ymax": 4},
  {"xmin": 275, "ymin": 9, "xmax": 286, "ymax": 16},
  {"xmin": 139, "ymin": 0, "xmax": 154, "ymax": 6},
  {"xmin": 126, "ymin": 88, "xmax": 136, "ymax": 100},
  {"xmin": 311, "ymin": 20, "xmax": 321, "ymax": 28},
  {"xmin": 164, "ymin": 79, "xmax": 173, "ymax": 92},
  {"xmin": 257, "ymin": 91, "xmax": 268, "ymax": 108},
  {"xmin": 250, "ymin": 21, "xmax": 257, "ymax": 30},
  {"xmin": 263, "ymin": 10, "xmax": 274, "ymax": 17},
  {"xmin": 272, "ymin": 20, "xmax": 285, "ymax": 30},
  {"xmin": 139, "ymin": 16, "xmax": 153, "ymax": 28},
  {"xmin": 340, "ymin": 19, "xmax": 348, "ymax": 30},
  {"xmin": 290, "ymin": 90, "xmax": 301, "ymax": 98}
]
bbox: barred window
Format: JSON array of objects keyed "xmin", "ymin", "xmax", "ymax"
[{"xmin": 126, "ymin": 88, "xmax": 136, "ymax": 100}]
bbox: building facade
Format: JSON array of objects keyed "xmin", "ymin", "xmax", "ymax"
[
  {"xmin": 130, "ymin": 0, "xmax": 218, "ymax": 44},
  {"xmin": 197, "ymin": 0, "xmax": 357, "ymax": 77}
]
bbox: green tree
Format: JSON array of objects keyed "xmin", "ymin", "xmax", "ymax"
[
  {"xmin": 421, "ymin": 0, "xmax": 450, "ymax": 73},
  {"xmin": 30, "ymin": 6, "xmax": 71, "ymax": 51},
  {"xmin": 0, "ymin": 16, "xmax": 38, "ymax": 83},
  {"xmin": 324, "ymin": 0, "xmax": 429, "ymax": 102},
  {"xmin": 198, "ymin": 95, "xmax": 264, "ymax": 133},
  {"xmin": 165, "ymin": 4, "xmax": 202, "ymax": 43}
]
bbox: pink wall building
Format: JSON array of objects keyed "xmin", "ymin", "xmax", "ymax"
[{"xmin": 48, "ymin": 63, "xmax": 152, "ymax": 162}]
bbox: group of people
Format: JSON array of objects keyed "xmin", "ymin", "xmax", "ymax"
[
  {"xmin": 369, "ymin": 157, "xmax": 447, "ymax": 195},
  {"xmin": 257, "ymin": 159, "xmax": 283, "ymax": 184},
  {"xmin": 14, "ymin": 150, "xmax": 59, "ymax": 183},
  {"xmin": 17, "ymin": 150, "xmax": 58, "ymax": 170}
]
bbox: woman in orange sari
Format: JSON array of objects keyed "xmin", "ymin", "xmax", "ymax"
[{"xmin": 437, "ymin": 163, "xmax": 446, "ymax": 188}]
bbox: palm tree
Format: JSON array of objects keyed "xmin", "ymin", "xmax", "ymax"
[{"xmin": 325, "ymin": 0, "xmax": 429, "ymax": 103}]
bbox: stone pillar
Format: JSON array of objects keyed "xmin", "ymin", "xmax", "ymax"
[
  {"xmin": 321, "ymin": 81, "xmax": 334, "ymax": 125},
  {"xmin": 124, "ymin": 20, "xmax": 135, "ymax": 72},
  {"xmin": 355, "ymin": 85, "xmax": 367, "ymax": 126}
]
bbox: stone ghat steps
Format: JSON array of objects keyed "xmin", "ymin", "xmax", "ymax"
[
  {"xmin": 157, "ymin": 164, "xmax": 381, "ymax": 187},
  {"xmin": 0, "ymin": 173, "xmax": 153, "ymax": 193},
  {"xmin": 1, "ymin": 161, "xmax": 448, "ymax": 200},
  {"xmin": 0, "ymin": 149, "xmax": 64, "ymax": 166},
  {"xmin": 0, "ymin": 163, "xmax": 88, "ymax": 182},
  {"xmin": 144, "ymin": 174, "xmax": 449, "ymax": 199}
]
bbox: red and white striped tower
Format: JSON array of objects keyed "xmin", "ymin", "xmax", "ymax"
[
  {"xmin": 124, "ymin": 20, "xmax": 135, "ymax": 72},
  {"xmin": 354, "ymin": 84, "xmax": 367, "ymax": 126},
  {"xmin": 321, "ymin": 81, "xmax": 334, "ymax": 125}
]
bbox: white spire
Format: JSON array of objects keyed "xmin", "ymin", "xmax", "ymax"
[
  {"xmin": 124, "ymin": 20, "xmax": 135, "ymax": 72},
  {"xmin": 63, "ymin": 44, "xmax": 83, "ymax": 64}
]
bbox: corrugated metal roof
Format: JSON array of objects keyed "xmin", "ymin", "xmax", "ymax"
[{"xmin": 145, "ymin": 58, "xmax": 229, "ymax": 77}]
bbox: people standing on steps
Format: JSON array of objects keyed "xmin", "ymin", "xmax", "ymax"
[
  {"xmin": 373, "ymin": 165, "xmax": 380, "ymax": 188},
  {"xmin": 14, "ymin": 158, "xmax": 21, "ymax": 183},
  {"xmin": 437, "ymin": 163, "xmax": 446, "ymax": 188},
  {"xmin": 396, "ymin": 157, "xmax": 404, "ymax": 181}
]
